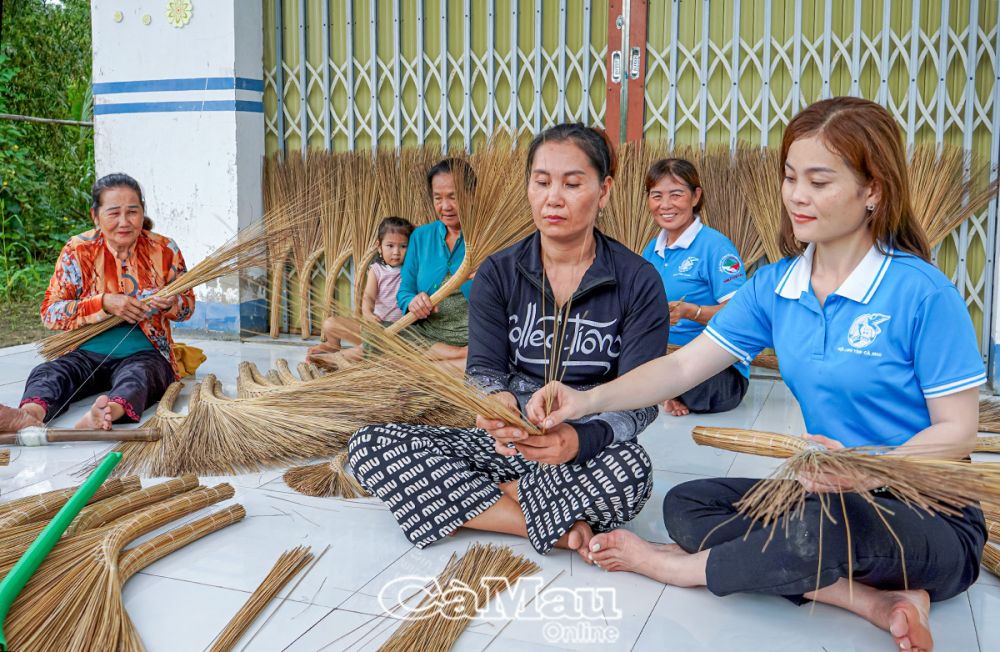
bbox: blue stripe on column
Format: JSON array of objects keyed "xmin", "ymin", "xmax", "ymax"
[
  {"xmin": 94, "ymin": 100, "xmax": 264, "ymax": 115},
  {"xmin": 92, "ymin": 77, "xmax": 265, "ymax": 94}
]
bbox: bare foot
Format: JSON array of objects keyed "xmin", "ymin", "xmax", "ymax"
[
  {"xmin": 589, "ymin": 529, "xmax": 707, "ymax": 586},
  {"xmin": 555, "ymin": 521, "xmax": 594, "ymax": 565},
  {"xmin": 661, "ymin": 398, "xmax": 690, "ymax": 417},
  {"xmin": 807, "ymin": 580, "xmax": 932, "ymax": 652},
  {"xmin": 880, "ymin": 590, "xmax": 933, "ymax": 652},
  {"xmin": 75, "ymin": 396, "xmax": 114, "ymax": 431},
  {"xmin": 0, "ymin": 404, "xmax": 44, "ymax": 432}
]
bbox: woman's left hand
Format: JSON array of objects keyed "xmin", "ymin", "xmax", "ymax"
[
  {"xmin": 146, "ymin": 294, "xmax": 178, "ymax": 316},
  {"xmin": 512, "ymin": 423, "xmax": 580, "ymax": 464},
  {"xmin": 796, "ymin": 434, "xmax": 882, "ymax": 493}
]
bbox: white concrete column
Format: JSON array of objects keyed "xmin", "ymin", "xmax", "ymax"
[{"xmin": 91, "ymin": 0, "xmax": 265, "ymax": 337}]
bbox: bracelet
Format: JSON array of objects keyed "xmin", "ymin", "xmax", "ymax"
[{"xmin": 693, "ymin": 305, "xmax": 703, "ymax": 321}]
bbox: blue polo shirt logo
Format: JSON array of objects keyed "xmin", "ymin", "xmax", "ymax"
[
  {"xmin": 719, "ymin": 254, "xmax": 742, "ymax": 276},
  {"xmin": 677, "ymin": 256, "xmax": 698, "ymax": 274},
  {"xmin": 847, "ymin": 313, "xmax": 891, "ymax": 349}
]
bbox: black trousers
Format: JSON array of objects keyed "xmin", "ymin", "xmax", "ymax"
[
  {"xmin": 677, "ymin": 365, "xmax": 748, "ymax": 413},
  {"xmin": 663, "ymin": 477, "xmax": 986, "ymax": 603},
  {"xmin": 20, "ymin": 349, "xmax": 174, "ymax": 423},
  {"xmin": 349, "ymin": 423, "xmax": 654, "ymax": 554}
]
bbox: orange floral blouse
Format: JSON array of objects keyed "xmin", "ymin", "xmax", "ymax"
[{"xmin": 40, "ymin": 228, "xmax": 196, "ymax": 379}]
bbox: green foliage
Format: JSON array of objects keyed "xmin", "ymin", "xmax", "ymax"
[{"xmin": 0, "ymin": 0, "xmax": 94, "ymax": 302}]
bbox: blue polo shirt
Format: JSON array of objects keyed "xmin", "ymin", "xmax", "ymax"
[
  {"xmin": 641, "ymin": 217, "xmax": 749, "ymax": 377},
  {"xmin": 705, "ymin": 243, "xmax": 986, "ymax": 448},
  {"xmin": 396, "ymin": 220, "xmax": 473, "ymax": 314}
]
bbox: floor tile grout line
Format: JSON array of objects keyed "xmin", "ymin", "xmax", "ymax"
[
  {"xmin": 280, "ymin": 606, "xmax": 338, "ymax": 652},
  {"xmin": 967, "ymin": 591, "xmax": 983, "ymax": 652},
  {"xmin": 629, "ymin": 584, "xmax": 666, "ymax": 652}
]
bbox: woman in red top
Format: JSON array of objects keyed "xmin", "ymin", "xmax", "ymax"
[{"xmin": 0, "ymin": 173, "xmax": 195, "ymax": 432}]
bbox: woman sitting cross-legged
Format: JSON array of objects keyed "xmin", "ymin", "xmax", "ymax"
[
  {"xmin": 0, "ymin": 173, "xmax": 194, "ymax": 433},
  {"xmin": 527, "ymin": 98, "xmax": 986, "ymax": 652},
  {"xmin": 641, "ymin": 158, "xmax": 749, "ymax": 416},
  {"xmin": 348, "ymin": 123, "xmax": 669, "ymax": 559}
]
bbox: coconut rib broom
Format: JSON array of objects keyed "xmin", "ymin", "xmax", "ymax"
[
  {"xmin": 697, "ymin": 144, "xmax": 766, "ymax": 268},
  {"xmin": 320, "ymin": 152, "xmax": 354, "ymax": 319},
  {"xmin": 0, "ymin": 483, "xmax": 236, "ymax": 651},
  {"xmin": 289, "ymin": 154, "xmax": 326, "ymax": 339},
  {"xmin": 0, "ymin": 476, "xmax": 139, "ymax": 530},
  {"xmin": 378, "ymin": 543, "xmax": 540, "ymax": 652},
  {"xmin": 265, "ymin": 153, "xmax": 298, "ymax": 337},
  {"xmin": 595, "ymin": 140, "xmax": 660, "ymax": 254},
  {"xmin": 908, "ymin": 143, "xmax": 1000, "ymax": 248},
  {"xmin": 737, "ymin": 145, "xmax": 784, "ymax": 264},
  {"xmin": 0, "ymin": 451, "xmax": 8, "ymax": 466}
]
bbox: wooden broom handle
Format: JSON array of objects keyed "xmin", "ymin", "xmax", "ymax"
[
  {"xmin": 386, "ymin": 259, "xmax": 472, "ymax": 334},
  {"xmin": 0, "ymin": 428, "xmax": 161, "ymax": 445}
]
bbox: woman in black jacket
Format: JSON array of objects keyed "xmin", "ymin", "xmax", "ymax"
[{"xmin": 348, "ymin": 124, "xmax": 669, "ymax": 560}]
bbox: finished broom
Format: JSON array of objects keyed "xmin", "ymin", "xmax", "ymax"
[
  {"xmin": 697, "ymin": 144, "xmax": 766, "ymax": 268},
  {"xmin": 737, "ymin": 145, "xmax": 784, "ymax": 264},
  {"xmin": 597, "ymin": 140, "xmax": 660, "ymax": 254}
]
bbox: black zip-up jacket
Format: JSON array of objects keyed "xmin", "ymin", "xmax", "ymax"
[{"xmin": 466, "ymin": 230, "xmax": 669, "ymax": 464}]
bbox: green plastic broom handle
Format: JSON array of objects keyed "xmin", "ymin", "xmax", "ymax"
[{"xmin": 0, "ymin": 451, "xmax": 122, "ymax": 650}]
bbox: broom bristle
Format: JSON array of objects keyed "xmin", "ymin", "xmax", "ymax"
[
  {"xmin": 0, "ymin": 449, "xmax": 8, "ymax": 465},
  {"xmin": 975, "ymin": 435, "xmax": 1000, "ymax": 453},
  {"xmin": 908, "ymin": 143, "xmax": 1000, "ymax": 248},
  {"xmin": 979, "ymin": 399, "xmax": 1000, "ymax": 434},
  {"xmin": 983, "ymin": 544, "xmax": 1000, "ymax": 578},
  {"xmin": 737, "ymin": 145, "xmax": 784, "ymax": 263},
  {"xmin": 379, "ymin": 543, "xmax": 540, "ymax": 652},
  {"xmin": 208, "ymin": 546, "xmax": 315, "ymax": 652},
  {"xmin": 697, "ymin": 145, "xmax": 766, "ymax": 267},
  {"xmin": 284, "ymin": 451, "xmax": 369, "ymax": 498},
  {"xmin": 598, "ymin": 140, "xmax": 661, "ymax": 254}
]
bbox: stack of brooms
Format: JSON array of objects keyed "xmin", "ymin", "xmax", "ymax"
[{"xmin": 0, "ymin": 475, "xmax": 246, "ymax": 650}]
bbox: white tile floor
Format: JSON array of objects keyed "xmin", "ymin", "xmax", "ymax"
[{"xmin": 0, "ymin": 337, "xmax": 996, "ymax": 651}]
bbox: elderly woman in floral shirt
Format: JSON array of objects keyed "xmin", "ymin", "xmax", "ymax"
[{"xmin": 0, "ymin": 173, "xmax": 195, "ymax": 433}]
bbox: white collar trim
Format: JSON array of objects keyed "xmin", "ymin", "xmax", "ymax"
[
  {"xmin": 775, "ymin": 242, "xmax": 893, "ymax": 304},
  {"xmin": 654, "ymin": 216, "xmax": 703, "ymax": 256}
]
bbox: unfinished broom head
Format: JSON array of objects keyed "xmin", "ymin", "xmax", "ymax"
[
  {"xmin": 0, "ymin": 449, "xmax": 8, "ymax": 466},
  {"xmin": 692, "ymin": 426, "xmax": 816, "ymax": 459},
  {"xmin": 284, "ymin": 451, "xmax": 370, "ymax": 498},
  {"xmin": 696, "ymin": 144, "xmax": 766, "ymax": 267},
  {"xmin": 736, "ymin": 145, "xmax": 784, "ymax": 263},
  {"xmin": 908, "ymin": 143, "xmax": 1000, "ymax": 248},
  {"xmin": 379, "ymin": 543, "xmax": 540, "ymax": 652},
  {"xmin": 735, "ymin": 446, "xmax": 1000, "ymax": 535}
]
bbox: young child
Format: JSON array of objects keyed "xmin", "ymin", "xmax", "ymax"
[{"xmin": 307, "ymin": 216, "xmax": 414, "ymax": 368}]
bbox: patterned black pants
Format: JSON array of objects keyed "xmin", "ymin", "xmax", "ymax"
[
  {"xmin": 348, "ymin": 423, "xmax": 654, "ymax": 554},
  {"xmin": 20, "ymin": 349, "xmax": 174, "ymax": 423}
]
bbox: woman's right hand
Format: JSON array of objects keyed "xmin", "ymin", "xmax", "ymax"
[
  {"xmin": 407, "ymin": 292, "xmax": 436, "ymax": 320},
  {"xmin": 476, "ymin": 391, "xmax": 527, "ymax": 457},
  {"xmin": 102, "ymin": 293, "xmax": 148, "ymax": 323},
  {"xmin": 526, "ymin": 381, "xmax": 591, "ymax": 429}
]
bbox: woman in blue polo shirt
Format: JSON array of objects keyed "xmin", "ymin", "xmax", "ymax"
[
  {"xmin": 395, "ymin": 158, "xmax": 476, "ymax": 368},
  {"xmin": 641, "ymin": 158, "xmax": 749, "ymax": 416},
  {"xmin": 525, "ymin": 97, "xmax": 986, "ymax": 652}
]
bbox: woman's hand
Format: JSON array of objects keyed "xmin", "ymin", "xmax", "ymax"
[
  {"xmin": 668, "ymin": 300, "xmax": 694, "ymax": 326},
  {"xmin": 147, "ymin": 295, "xmax": 178, "ymax": 316},
  {"xmin": 796, "ymin": 434, "xmax": 882, "ymax": 493},
  {"xmin": 512, "ymin": 424, "xmax": 580, "ymax": 464},
  {"xmin": 526, "ymin": 381, "xmax": 592, "ymax": 429},
  {"xmin": 102, "ymin": 293, "xmax": 148, "ymax": 323},
  {"xmin": 407, "ymin": 292, "xmax": 436, "ymax": 320},
  {"xmin": 476, "ymin": 392, "xmax": 527, "ymax": 457}
]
